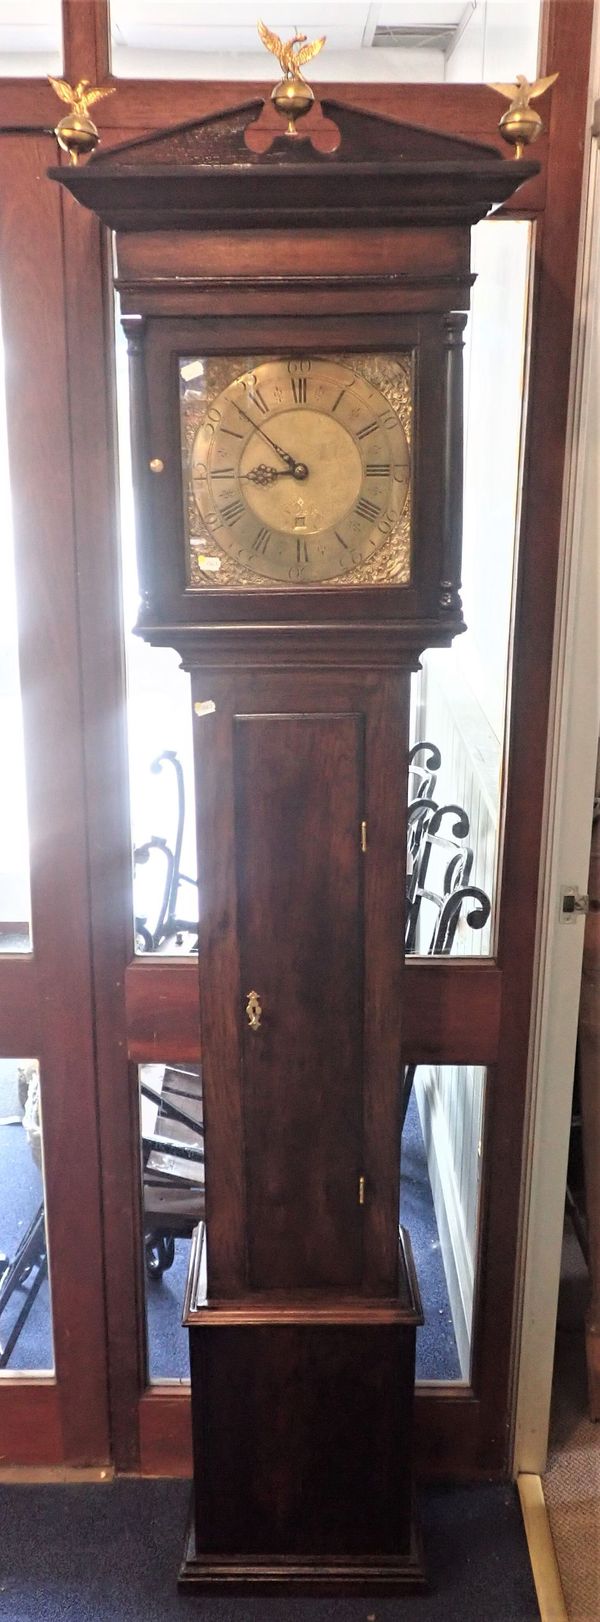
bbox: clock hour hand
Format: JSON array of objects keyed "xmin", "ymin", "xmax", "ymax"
[
  {"xmin": 233, "ymin": 403, "xmax": 309, "ymax": 480},
  {"xmin": 241, "ymin": 463, "xmax": 296, "ymax": 488}
]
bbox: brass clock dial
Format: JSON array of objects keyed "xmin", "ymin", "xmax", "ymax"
[{"xmin": 180, "ymin": 353, "xmax": 412, "ymax": 588}]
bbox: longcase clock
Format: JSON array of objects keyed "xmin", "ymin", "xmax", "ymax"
[{"xmin": 51, "ymin": 94, "xmax": 536, "ymax": 1593}]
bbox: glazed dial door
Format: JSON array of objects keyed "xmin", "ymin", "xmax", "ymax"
[{"xmin": 179, "ymin": 353, "xmax": 413, "ymax": 588}]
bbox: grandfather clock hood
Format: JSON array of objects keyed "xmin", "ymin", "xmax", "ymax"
[
  {"xmin": 49, "ymin": 95, "xmax": 537, "ymax": 665},
  {"xmin": 50, "ymin": 97, "xmax": 538, "ymax": 233}
]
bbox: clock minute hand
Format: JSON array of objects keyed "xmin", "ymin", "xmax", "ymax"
[{"xmin": 233, "ymin": 402, "xmax": 309, "ymax": 480}]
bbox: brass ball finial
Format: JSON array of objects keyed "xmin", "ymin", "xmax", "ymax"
[
  {"xmin": 488, "ymin": 71, "xmax": 558, "ymax": 160},
  {"xmin": 257, "ymin": 19, "xmax": 326, "ymax": 137},
  {"xmin": 48, "ymin": 76, "xmax": 116, "ymax": 165}
]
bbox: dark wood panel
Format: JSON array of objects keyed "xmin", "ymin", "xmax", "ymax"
[
  {"xmin": 125, "ymin": 957, "xmax": 502, "ymax": 1065},
  {"xmin": 0, "ymin": 958, "xmax": 41, "ymax": 1055},
  {"xmin": 116, "ymin": 224, "xmax": 469, "ymax": 284},
  {"xmin": 191, "ymin": 1323, "xmax": 416, "ymax": 1557},
  {"xmin": 361, "ymin": 676, "xmax": 409, "ymax": 1291},
  {"xmin": 191, "ymin": 673, "xmax": 246, "ymax": 1296},
  {"xmin": 0, "ymin": 136, "xmax": 110, "ymax": 1467},
  {"xmin": 236, "ymin": 712, "xmax": 364, "ymax": 1291}
]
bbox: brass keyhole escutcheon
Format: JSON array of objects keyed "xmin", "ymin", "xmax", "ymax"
[{"xmin": 246, "ymin": 990, "xmax": 262, "ymax": 1032}]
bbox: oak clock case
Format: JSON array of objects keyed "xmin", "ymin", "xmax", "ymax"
[{"xmin": 49, "ymin": 93, "xmax": 538, "ymax": 1595}]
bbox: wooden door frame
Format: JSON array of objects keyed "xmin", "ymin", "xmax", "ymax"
[
  {"xmin": 0, "ymin": 0, "xmax": 593, "ymax": 1473},
  {"xmin": 514, "ymin": 9, "xmax": 600, "ymax": 1474}
]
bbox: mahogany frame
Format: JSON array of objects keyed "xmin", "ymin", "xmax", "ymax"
[{"xmin": 0, "ymin": 0, "xmax": 593, "ymax": 1474}]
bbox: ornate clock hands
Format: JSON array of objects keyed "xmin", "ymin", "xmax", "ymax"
[
  {"xmin": 241, "ymin": 463, "xmax": 298, "ymax": 487},
  {"xmin": 233, "ymin": 402, "xmax": 309, "ymax": 480}
]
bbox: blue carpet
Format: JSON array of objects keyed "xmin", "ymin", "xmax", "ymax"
[{"xmin": 0, "ymin": 1480, "xmax": 538, "ymax": 1620}]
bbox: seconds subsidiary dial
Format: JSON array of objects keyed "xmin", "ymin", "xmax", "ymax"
[{"xmin": 180, "ymin": 353, "xmax": 412, "ymax": 588}]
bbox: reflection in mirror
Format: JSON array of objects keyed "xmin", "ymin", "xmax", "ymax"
[
  {"xmin": 110, "ymin": 2, "xmax": 540, "ymax": 84},
  {"xmin": 0, "ymin": 311, "xmax": 31, "ymax": 952},
  {"xmin": 400, "ymin": 1064, "xmax": 486, "ymax": 1381},
  {"xmin": 115, "ymin": 323, "xmax": 198, "ymax": 957},
  {"xmin": 409, "ymin": 218, "xmax": 533, "ymax": 956},
  {"xmin": 0, "ymin": 1059, "xmax": 54, "ymax": 1372},
  {"xmin": 139, "ymin": 1063, "xmax": 203, "ymax": 1382},
  {"xmin": 0, "ymin": 0, "xmax": 62, "ymax": 76}
]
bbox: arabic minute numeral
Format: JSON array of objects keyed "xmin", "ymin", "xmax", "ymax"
[
  {"xmin": 221, "ymin": 497, "xmax": 245, "ymax": 526},
  {"xmin": 288, "ymin": 358, "xmax": 311, "ymax": 406},
  {"xmin": 355, "ymin": 496, "xmax": 381, "ymax": 522}
]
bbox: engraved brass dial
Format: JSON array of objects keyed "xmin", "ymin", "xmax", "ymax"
[{"xmin": 180, "ymin": 353, "xmax": 412, "ymax": 588}]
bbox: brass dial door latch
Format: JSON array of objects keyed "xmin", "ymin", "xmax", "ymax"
[{"xmin": 246, "ymin": 990, "xmax": 262, "ymax": 1031}]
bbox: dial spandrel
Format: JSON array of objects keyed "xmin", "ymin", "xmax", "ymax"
[{"xmin": 179, "ymin": 353, "xmax": 412, "ymax": 588}]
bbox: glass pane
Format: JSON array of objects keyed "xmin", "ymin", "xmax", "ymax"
[
  {"xmin": 110, "ymin": 1, "xmax": 540, "ymax": 82},
  {"xmin": 0, "ymin": 1, "xmax": 62, "ymax": 76},
  {"xmin": 116, "ymin": 325, "xmax": 198, "ymax": 957},
  {"xmin": 400, "ymin": 1064, "xmax": 486, "ymax": 1383},
  {"xmin": 409, "ymin": 218, "xmax": 532, "ymax": 956},
  {"xmin": 0, "ymin": 1059, "xmax": 54, "ymax": 1372},
  {"xmin": 140, "ymin": 1062, "xmax": 203, "ymax": 1382},
  {"xmin": 0, "ymin": 308, "xmax": 31, "ymax": 952}
]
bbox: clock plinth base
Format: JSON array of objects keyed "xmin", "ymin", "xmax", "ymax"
[
  {"xmin": 183, "ymin": 1227, "xmax": 424, "ymax": 1594},
  {"xmin": 179, "ymin": 1497, "xmax": 426, "ymax": 1595}
]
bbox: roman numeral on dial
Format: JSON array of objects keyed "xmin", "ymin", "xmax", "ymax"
[
  {"xmin": 296, "ymin": 539, "xmax": 308, "ymax": 564},
  {"xmin": 251, "ymin": 526, "xmax": 271, "ymax": 555},
  {"xmin": 211, "ymin": 466, "xmax": 236, "ymax": 479},
  {"xmin": 249, "ymin": 389, "xmax": 268, "ymax": 415},
  {"xmin": 355, "ymin": 496, "xmax": 381, "ymax": 522},
  {"xmin": 220, "ymin": 497, "xmax": 245, "ymax": 526},
  {"xmin": 366, "ymin": 463, "xmax": 390, "ymax": 477},
  {"xmin": 291, "ymin": 375, "xmax": 308, "ymax": 405},
  {"xmin": 356, "ymin": 421, "xmax": 378, "ymax": 441}
]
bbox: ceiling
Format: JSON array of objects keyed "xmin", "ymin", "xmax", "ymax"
[{"xmin": 109, "ymin": 4, "xmax": 472, "ymax": 55}]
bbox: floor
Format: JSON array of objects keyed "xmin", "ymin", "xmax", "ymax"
[
  {"xmin": 0, "ymin": 1479, "xmax": 539, "ymax": 1621},
  {"xmin": 542, "ymin": 1221, "xmax": 600, "ymax": 1621}
]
